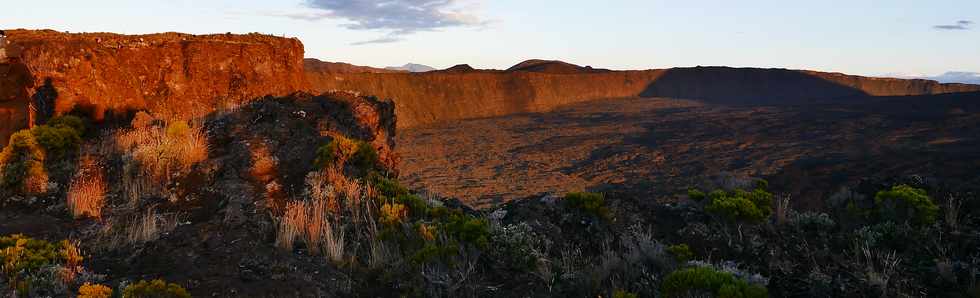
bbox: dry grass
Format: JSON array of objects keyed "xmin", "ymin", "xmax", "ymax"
[
  {"xmin": 277, "ymin": 197, "xmax": 348, "ymax": 263},
  {"xmin": 945, "ymin": 195, "xmax": 962, "ymax": 230},
  {"xmin": 127, "ymin": 208, "xmax": 159, "ymax": 244},
  {"xmin": 113, "ymin": 118, "xmax": 209, "ymax": 187},
  {"xmin": 774, "ymin": 194, "xmax": 792, "ymax": 226},
  {"xmin": 67, "ymin": 160, "xmax": 107, "ymax": 219}
]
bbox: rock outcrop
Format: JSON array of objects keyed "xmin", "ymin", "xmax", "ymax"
[
  {"xmin": 307, "ymin": 61, "xmax": 980, "ymax": 129},
  {"xmin": 0, "ymin": 29, "xmax": 307, "ymax": 145}
]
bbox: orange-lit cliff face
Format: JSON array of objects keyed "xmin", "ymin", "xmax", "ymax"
[
  {"xmin": 307, "ymin": 61, "xmax": 980, "ymax": 129},
  {"xmin": 0, "ymin": 29, "xmax": 307, "ymax": 145}
]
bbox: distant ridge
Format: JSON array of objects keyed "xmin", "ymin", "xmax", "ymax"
[
  {"xmin": 304, "ymin": 58, "xmax": 405, "ymax": 74},
  {"xmin": 506, "ymin": 59, "xmax": 611, "ymax": 74},
  {"xmin": 385, "ymin": 63, "xmax": 437, "ymax": 73}
]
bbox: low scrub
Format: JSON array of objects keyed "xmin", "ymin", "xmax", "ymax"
[
  {"xmin": 662, "ymin": 266, "xmax": 768, "ymax": 298},
  {"xmin": 315, "ymin": 135, "xmax": 381, "ymax": 174},
  {"xmin": 703, "ymin": 188, "xmax": 773, "ymax": 223},
  {"xmin": 564, "ymin": 192, "xmax": 610, "ymax": 219},
  {"xmin": 122, "ymin": 279, "xmax": 190, "ymax": 298},
  {"xmin": 78, "ymin": 283, "xmax": 113, "ymax": 298},
  {"xmin": 0, "ymin": 130, "xmax": 49, "ymax": 194}
]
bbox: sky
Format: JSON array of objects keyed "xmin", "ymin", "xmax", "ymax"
[{"xmin": 1, "ymin": 0, "xmax": 978, "ymax": 82}]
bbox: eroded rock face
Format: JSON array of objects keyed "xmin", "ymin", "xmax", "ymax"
[
  {"xmin": 307, "ymin": 62, "xmax": 980, "ymax": 129},
  {"xmin": 0, "ymin": 29, "xmax": 307, "ymax": 145}
]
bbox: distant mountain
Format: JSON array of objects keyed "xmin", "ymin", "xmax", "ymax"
[
  {"xmin": 885, "ymin": 71, "xmax": 980, "ymax": 85},
  {"xmin": 506, "ymin": 59, "xmax": 610, "ymax": 74},
  {"xmin": 926, "ymin": 72, "xmax": 980, "ymax": 84},
  {"xmin": 385, "ymin": 63, "xmax": 436, "ymax": 73},
  {"xmin": 304, "ymin": 58, "xmax": 406, "ymax": 74}
]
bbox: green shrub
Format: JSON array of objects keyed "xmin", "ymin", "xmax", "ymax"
[
  {"xmin": 704, "ymin": 188, "xmax": 773, "ymax": 223},
  {"xmin": 314, "ymin": 141, "xmax": 341, "ymax": 169},
  {"xmin": 0, "ymin": 234, "xmax": 73, "ymax": 295},
  {"xmin": 47, "ymin": 115, "xmax": 86, "ymax": 136},
  {"xmin": 688, "ymin": 189, "xmax": 706, "ymax": 201},
  {"xmin": 122, "ymin": 279, "xmax": 190, "ymax": 298},
  {"xmin": 371, "ymin": 174, "xmax": 410, "ymax": 198},
  {"xmin": 667, "ymin": 244, "xmax": 694, "ymax": 262},
  {"xmin": 564, "ymin": 192, "xmax": 610, "ymax": 219},
  {"xmin": 442, "ymin": 214, "xmax": 491, "ymax": 249},
  {"xmin": 352, "ymin": 141, "xmax": 380, "ymax": 172},
  {"xmin": 31, "ymin": 124, "xmax": 81, "ymax": 156},
  {"xmin": 874, "ymin": 185, "xmax": 939, "ymax": 225},
  {"xmin": 314, "ymin": 136, "xmax": 380, "ymax": 173},
  {"xmin": 662, "ymin": 266, "xmax": 768, "ymax": 298},
  {"xmin": 78, "ymin": 283, "xmax": 113, "ymax": 298}
]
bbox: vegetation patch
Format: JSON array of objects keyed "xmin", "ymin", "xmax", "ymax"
[
  {"xmin": 564, "ymin": 192, "xmax": 610, "ymax": 219},
  {"xmin": 873, "ymin": 185, "xmax": 939, "ymax": 225},
  {"xmin": 122, "ymin": 279, "xmax": 191, "ymax": 298},
  {"xmin": 662, "ymin": 266, "xmax": 768, "ymax": 298},
  {"xmin": 703, "ymin": 188, "xmax": 773, "ymax": 223}
]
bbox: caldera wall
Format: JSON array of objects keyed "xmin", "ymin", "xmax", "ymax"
[
  {"xmin": 0, "ymin": 29, "xmax": 307, "ymax": 145},
  {"xmin": 308, "ymin": 65, "xmax": 980, "ymax": 128}
]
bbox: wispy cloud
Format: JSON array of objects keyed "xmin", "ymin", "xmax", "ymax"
[
  {"xmin": 933, "ymin": 20, "xmax": 973, "ymax": 30},
  {"xmin": 284, "ymin": 0, "xmax": 486, "ymax": 45}
]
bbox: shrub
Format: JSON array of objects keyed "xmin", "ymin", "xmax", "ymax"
[
  {"xmin": 352, "ymin": 141, "xmax": 380, "ymax": 171},
  {"xmin": 31, "ymin": 124, "xmax": 82, "ymax": 156},
  {"xmin": 122, "ymin": 279, "xmax": 190, "ymax": 298},
  {"xmin": 661, "ymin": 266, "xmax": 768, "ymax": 298},
  {"xmin": 380, "ymin": 203, "xmax": 408, "ymax": 225},
  {"xmin": 0, "ymin": 130, "xmax": 48, "ymax": 192},
  {"xmin": 443, "ymin": 213, "xmax": 491, "ymax": 249},
  {"xmin": 874, "ymin": 185, "xmax": 939, "ymax": 225},
  {"xmin": 315, "ymin": 136, "xmax": 381, "ymax": 173},
  {"xmin": 564, "ymin": 192, "xmax": 610, "ymax": 219},
  {"xmin": 704, "ymin": 188, "xmax": 773, "ymax": 223},
  {"xmin": 667, "ymin": 244, "xmax": 694, "ymax": 263},
  {"xmin": 78, "ymin": 283, "xmax": 113, "ymax": 298},
  {"xmin": 0, "ymin": 234, "xmax": 73, "ymax": 294},
  {"xmin": 47, "ymin": 115, "xmax": 86, "ymax": 136},
  {"xmin": 371, "ymin": 174, "xmax": 410, "ymax": 198},
  {"xmin": 115, "ymin": 119, "xmax": 208, "ymax": 185},
  {"xmin": 688, "ymin": 189, "xmax": 706, "ymax": 201}
]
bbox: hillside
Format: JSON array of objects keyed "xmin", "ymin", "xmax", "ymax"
[{"xmin": 303, "ymin": 58, "xmax": 406, "ymax": 74}]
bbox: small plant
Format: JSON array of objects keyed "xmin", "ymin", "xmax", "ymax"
[
  {"xmin": 874, "ymin": 185, "xmax": 939, "ymax": 225},
  {"xmin": 667, "ymin": 244, "xmax": 694, "ymax": 263},
  {"xmin": 0, "ymin": 130, "xmax": 48, "ymax": 193},
  {"xmin": 704, "ymin": 188, "xmax": 773, "ymax": 223},
  {"xmin": 661, "ymin": 266, "xmax": 768, "ymax": 298},
  {"xmin": 31, "ymin": 116, "xmax": 85, "ymax": 157},
  {"xmin": 122, "ymin": 279, "xmax": 190, "ymax": 298},
  {"xmin": 564, "ymin": 192, "xmax": 610, "ymax": 219},
  {"xmin": 380, "ymin": 203, "xmax": 408, "ymax": 225},
  {"xmin": 315, "ymin": 136, "xmax": 381, "ymax": 173},
  {"xmin": 78, "ymin": 283, "xmax": 113, "ymax": 298}
]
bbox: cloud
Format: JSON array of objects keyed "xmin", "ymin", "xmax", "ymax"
[
  {"xmin": 933, "ymin": 20, "xmax": 973, "ymax": 30},
  {"xmin": 288, "ymin": 0, "xmax": 485, "ymax": 45}
]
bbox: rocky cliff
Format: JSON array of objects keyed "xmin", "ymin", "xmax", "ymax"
[
  {"xmin": 0, "ymin": 29, "xmax": 307, "ymax": 145},
  {"xmin": 307, "ymin": 61, "xmax": 980, "ymax": 128}
]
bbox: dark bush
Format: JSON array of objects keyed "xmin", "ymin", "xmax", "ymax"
[
  {"xmin": 565, "ymin": 192, "xmax": 610, "ymax": 219},
  {"xmin": 667, "ymin": 244, "xmax": 694, "ymax": 262}
]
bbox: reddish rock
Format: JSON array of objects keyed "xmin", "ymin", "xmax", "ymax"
[{"xmin": 0, "ymin": 29, "xmax": 307, "ymax": 145}]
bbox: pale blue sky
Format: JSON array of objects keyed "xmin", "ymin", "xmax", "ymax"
[{"xmin": 1, "ymin": 0, "xmax": 977, "ymax": 79}]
